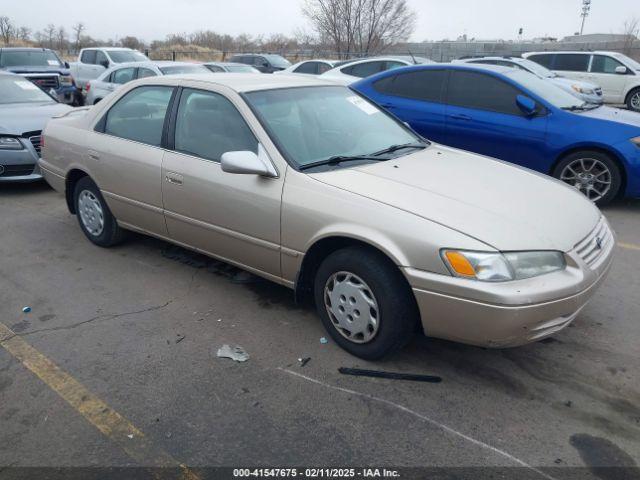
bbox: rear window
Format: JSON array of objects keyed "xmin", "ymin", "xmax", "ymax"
[
  {"xmin": 0, "ymin": 50, "xmax": 62, "ymax": 68},
  {"xmin": 553, "ymin": 54, "xmax": 590, "ymax": 72},
  {"xmin": 159, "ymin": 65, "xmax": 209, "ymax": 75},
  {"xmin": 342, "ymin": 61, "xmax": 386, "ymax": 78},
  {"xmin": 106, "ymin": 50, "xmax": 148, "ymax": 63}
]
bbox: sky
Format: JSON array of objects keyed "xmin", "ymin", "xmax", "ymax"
[{"xmin": 2, "ymin": 0, "xmax": 638, "ymax": 43}]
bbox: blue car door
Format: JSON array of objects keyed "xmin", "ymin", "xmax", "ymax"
[
  {"xmin": 363, "ymin": 69, "xmax": 448, "ymax": 143},
  {"xmin": 444, "ymin": 69, "xmax": 548, "ymax": 170}
]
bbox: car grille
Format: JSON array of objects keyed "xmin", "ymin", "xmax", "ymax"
[
  {"xmin": 29, "ymin": 135, "xmax": 42, "ymax": 157},
  {"xmin": 25, "ymin": 75, "xmax": 59, "ymax": 90},
  {"xmin": 0, "ymin": 164, "xmax": 36, "ymax": 177},
  {"xmin": 574, "ymin": 217, "xmax": 613, "ymax": 268}
]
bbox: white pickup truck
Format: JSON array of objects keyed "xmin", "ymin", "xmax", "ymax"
[{"xmin": 69, "ymin": 47, "xmax": 149, "ymax": 95}]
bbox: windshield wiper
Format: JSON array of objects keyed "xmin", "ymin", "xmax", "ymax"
[
  {"xmin": 299, "ymin": 155, "xmax": 387, "ymax": 171},
  {"xmin": 371, "ymin": 142, "xmax": 427, "ymax": 157},
  {"xmin": 562, "ymin": 103, "xmax": 590, "ymax": 111}
]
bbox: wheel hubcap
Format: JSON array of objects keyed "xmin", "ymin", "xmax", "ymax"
[
  {"xmin": 78, "ymin": 190, "xmax": 104, "ymax": 236},
  {"xmin": 324, "ymin": 271, "xmax": 380, "ymax": 344},
  {"xmin": 631, "ymin": 92, "xmax": 640, "ymax": 111},
  {"xmin": 559, "ymin": 158, "xmax": 612, "ymax": 202}
]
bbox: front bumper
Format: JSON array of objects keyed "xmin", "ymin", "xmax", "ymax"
[
  {"xmin": 0, "ymin": 137, "xmax": 43, "ymax": 183},
  {"xmin": 404, "ymin": 219, "xmax": 615, "ymax": 347}
]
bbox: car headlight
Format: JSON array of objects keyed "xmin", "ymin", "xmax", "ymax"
[
  {"xmin": 0, "ymin": 136, "xmax": 24, "ymax": 150},
  {"xmin": 59, "ymin": 75, "xmax": 74, "ymax": 86},
  {"xmin": 571, "ymin": 85, "xmax": 595, "ymax": 95},
  {"xmin": 631, "ymin": 136, "xmax": 640, "ymax": 148},
  {"xmin": 442, "ymin": 250, "xmax": 566, "ymax": 282}
]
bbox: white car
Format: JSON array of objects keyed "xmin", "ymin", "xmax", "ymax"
[
  {"xmin": 69, "ymin": 47, "xmax": 149, "ymax": 91},
  {"xmin": 320, "ymin": 56, "xmax": 434, "ymax": 85},
  {"xmin": 456, "ymin": 56, "xmax": 603, "ymax": 105},
  {"xmin": 523, "ymin": 51, "xmax": 640, "ymax": 111},
  {"xmin": 85, "ymin": 61, "xmax": 211, "ymax": 105},
  {"xmin": 275, "ymin": 59, "xmax": 338, "ymax": 76}
]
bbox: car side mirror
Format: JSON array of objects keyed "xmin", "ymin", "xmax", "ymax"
[
  {"xmin": 516, "ymin": 94, "xmax": 538, "ymax": 117},
  {"xmin": 64, "ymin": 61, "xmax": 70, "ymax": 69},
  {"xmin": 100, "ymin": 61, "xmax": 109, "ymax": 69},
  {"xmin": 615, "ymin": 66, "xmax": 628, "ymax": 75},
  {"xmin": 221, "ymin": 145, "xmax": 277, "ymax": 177}
]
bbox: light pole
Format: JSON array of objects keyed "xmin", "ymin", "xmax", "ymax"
[{"xmin": 580, "ymin": 0, "xmax": 592, "ymax": 35}]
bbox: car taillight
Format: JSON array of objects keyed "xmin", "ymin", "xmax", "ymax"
[
  {"xmin": 41, "ymin": 135, "xmax": 45, "ymax": 148},
  {"xmin": 85, "ymin": 82, "xmax": 91, "ymax": 92}
]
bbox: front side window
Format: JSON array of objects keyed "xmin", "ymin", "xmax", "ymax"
[
  {"xmin": 245, "ymin": 86, "xmax": 419, "ymax": 168},
  {"xmin": 102, "ymin": 86, "xmax": 173, "ymax": 146},
  {"xmin": 591, "ymin": 55, "xmax": 625, "ymax": 74},
  {"xmin": 447, "ymin": 71, "xmax": 522, "ymax": 115},
  {"xmin": 112, "ymin": 67, "xmax": 136, "ymax": 84},
  {"xmin": 174, "ymin": 88, "xmax": 257, "ymax": 162},
  {"xmin": 294, "ymin": 62, "xmax": 318, "ymax": 74},
  {"xmin": 553, "ymin": 54, "xmax": 590, "ymax": 72},
  {"xmin": 80, "ymin": 50, "xmax": 97, "ymax": 64},
  {"xmin": 96, "ymin": 51, "xmax": 108, "ymax": 67}
]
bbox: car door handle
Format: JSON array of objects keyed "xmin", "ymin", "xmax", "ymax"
[
  {"xmin": 449, "ymin": 114, "xmax": 472, "ymax": 121},
  {"xmin": 165, "ymin": 172, "xmax": 183, "ymax": 186},
  {"xmin": 88, "ymin": 150, "xmax": 100, "ymax": 161}
]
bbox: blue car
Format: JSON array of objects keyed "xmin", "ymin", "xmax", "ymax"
[
  {"xmin": 0, "ymin": 47, "xmax": 79, "ymax": 105},
  {"xmin": 352, "ymin": 63, "xmax": 640, "ymax": 205}
]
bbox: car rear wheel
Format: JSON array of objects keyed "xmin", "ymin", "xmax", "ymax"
[
  {"xmin": 553, "ymin": 151, "xmax": 622, "ymax": 206},
  {"xmin": 74, "ymin": 176, "xmax": 125, "ymax": 247},
  {"xmin": 313, "ymin": 247, "xmax": 418, "ymax": 359},
  {"xmin": 627, "ymin": 88, "xmax": 640, "ymax": 112}
]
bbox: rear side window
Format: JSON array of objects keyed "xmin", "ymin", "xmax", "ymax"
[
  {"xmin": 317, "ymin": 63, "xmax": 332, "ymax": 74},
  {"xmin": 375, "ymin": 70, "xmax": 447, "ymax": 103},
  {"xmin": 527, "ymin": 54, "xmax": 554, "ymax": 69},
  {"xmin": 112, "ymin": 67, "xmax": 136, "ymax": 84},
  {"xmin": 137, "ymin": 68, "xmax": 157, "ymax": 79},
  {"xmin": 294, "ymin": 62, "xmax": 318, "ymax": 74},
  {"xmin": 174, "ymin": 88, "xmax": 257, "ymax": 162},
  {"xmin": 553, "ymin": 54, "xmax": 590, "ymax": 72},
  {"xmin": 81, "ymin": 50, "xmax": 97, "ymax": 64},
  {"xmin": 591, "ymin": 55, "xmax": 625, "ymax": 74},
  {"xmin": 343, "ymin": 61, "xmax": 385, "ymax": 78},
  {"xmin": 447, "ymin": 70, "xmax": 521, "ymax": 115},
  {"xmin": 102, "ymin": 86, "xmax": 174, "ymax": 146}
]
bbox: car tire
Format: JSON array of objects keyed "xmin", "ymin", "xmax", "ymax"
[
  {"xmin": 626, "ymin": 88, "xmax": 640, "ymax": 112},
  {"xmin": 552, "ymin": 150, "xmax": 622, "ymax": 206},
  {"xmin": 313, "ymin": 247, "xmax": 419, "ymax": 360},
  {"xmin": 74, "ymin": 176, "xmax": 125, "ymax": 247}
]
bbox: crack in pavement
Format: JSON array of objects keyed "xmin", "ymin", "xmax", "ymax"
[{"xmin": 15, "ymin": 301, "xmax": 173, "ymax": 338}]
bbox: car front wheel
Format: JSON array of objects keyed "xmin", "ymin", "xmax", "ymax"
[
  {"xmin": 314, "ymin": 247, "xmax": 418, "ymax": 359},
  {"xmin": 553, "ymin": 150, "xmax": 622, "ymax": 206},
  {"xmin": 74, "ymin": 176, "xmax": 125, "ymax": 247},
  {"xmin": 627, "ymin": 88, "xmax": 640, "ymax": 112}
]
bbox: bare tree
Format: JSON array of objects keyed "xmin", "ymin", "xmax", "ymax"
[
  {"xmin": 302, "ymin": 0, "xmax": 416, "ymax": 57},
  {"xmin": 72, "ymin": 22, "xmax": 85, "ymax": 51},
  {"xmin": 120, "ymin": 36, "xmax": 144, "ymax": 50},
  {"xmin": 57, "ymin": 26, "xmax": 67, "ymax": 51},
  {"xmin": 622, "ymin": 17, "xmax": 639, "ymax": 56},
  {"xmin": 17, "ymin": 26, "xmax": 31, "ymax": 42},
  {"xmin": 44, "ymin": 23, "xmax": 56, "ymax": 49},
  {"xmin": 0, "ymin": 16, "xmax": 14, "ymax": 45}
]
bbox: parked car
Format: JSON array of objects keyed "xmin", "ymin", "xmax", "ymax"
[
  {"xmin": 274, "ymin": 59, "xmax": 338, "ymax": 76},
  {"xmin": 353, "ymin": 63, "xmax": 640, "ymax": 205},
  {"xmin": 320, "ymin": 56, "xmax": 434, "ymax": 84},
  {"xmin": 457, "ymin": 56, "xmax": 603, "ymax": 105},
  {"xmin": 86, "ymin": 61, "xmax": 211, "ymax": 105},
  {"xmin": 0, "ymin": 47, "xmax": 78, "ymax": 105},
  {"xmin": 69, "ymin": 47, "xmax": 149, "ymax": 93},
  {"xmin": 228, "ymin": 54, "xmax": 291, "ymax": 73},
  {"xmin": 0, "ymin": 72, "xmax": 71, "ymax": 182},
  {"xmin": 523, "ymin": 51, "xmax": 640, "ymax": 111},
  {"xmin": 39, "ymin": 74, "xmax": 612, "ymax": 358},
  {"xmin": 203, "ymin": 62, "xmax": 260, "ymax": 73}
]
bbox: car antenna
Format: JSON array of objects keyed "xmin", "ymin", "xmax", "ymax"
[{"xmin": 408, "ymin": 50, "xmax": 417, "ymax": 64}]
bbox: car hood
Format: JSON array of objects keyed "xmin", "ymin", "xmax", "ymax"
[
  {"xmin": 0, "ymin": 102, "xmax": 72, "ymax": 134},
  {"xmin": 578, "ymin": 105, "xmax": 640, "ymax": 128},
  {"xmin": 551, "ymin": 76, "xmax": 599, "ymax": 90},
  {"xmin": 4, "ymin": 66, "xmax": 69, "ymax": 74},
  {"xmin": 308, "ymin": 145, "xmax": 600, "ymax": 252}
]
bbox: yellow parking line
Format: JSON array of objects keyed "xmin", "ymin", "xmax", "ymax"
[
  {"xmin": 618, "ymin": 242, "xmax": 640, "ymax": 251},
  {"xmin": 0, "ymin": 322, "xmax": 199, "ymax": 480}
]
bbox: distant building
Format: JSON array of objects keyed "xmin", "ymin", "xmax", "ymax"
[
  {"xmin": 531, "ymin": 37, "xmax": 558, "ymax": 43},
  {"xmin": 561, "ymin": 33, "xmax": 635, "ymax": 43}
]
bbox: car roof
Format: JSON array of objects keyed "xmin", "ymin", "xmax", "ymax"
[
  {"xmin": 0, "ymin": 47, "xmax": 54, "ymax": 52},
  {"xmin": 86, "ymin": 47, "xmax": 136, "ymax": 51},
  {"xmin": 134, "ymin": 72, "xmax": 339, "ymax": 92},
  {"xmin": 524, "ymin": 51, "xmax": 620, "ymax": 55},
  {"xmin": 204, "ymin": 62, "xmax": 252, "ymax": 67},
  {"xmin": 106, "ymin": 61, "xmax": 198, "ymax": 69}
]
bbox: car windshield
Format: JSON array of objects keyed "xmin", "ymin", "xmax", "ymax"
[
  {"xmin": 508, "ymin": 70, "xmax": 587, "ymax": 109},
  {"xmin": 0, "ymin": 76, "xmax": 56, "ymax": 104},
  {"xmin": 245, "ymin": 86, "xmax": 421, "ymax": 169},
  {"xmin": 517, "ymin": 59, "xmax": 556, "ymax": 78},
  {"xmin": 159, "ymin": 65, "xmax": 210, "ymax": 75},
  {"xmin": 107, "ymin": 50, "xmax": 148, "ymax": 63},
  {"xmin": 612, "ymin": 53, "xmax": 640, "ymax": 71},
  {"xmin": 264, "ymin": 55, "xmax": 291, "ymax": 68},
  {"xmin": 0, "ymin": 50, "xmax": 62, "ymax": 68},
  {"xmin": 225, "ymin": 64, "xmax": 258, "ymax": 73}
]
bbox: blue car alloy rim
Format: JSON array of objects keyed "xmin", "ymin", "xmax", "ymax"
[{"xmin": 560, "ymin": 158, "xmax": 612, "ymax": 202}]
